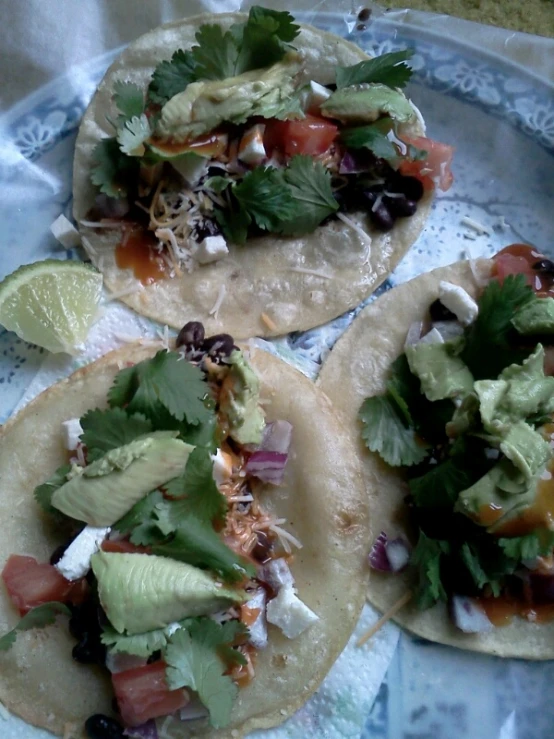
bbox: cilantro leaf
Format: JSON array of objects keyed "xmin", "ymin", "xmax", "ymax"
[
  {"xmin": 233, "ymin": 168, "xmax": 295, "ymax": 233},
  {"xmin": 148, "ymin": 49, "xmax": 197, "ymax": 105},
  {"xmin": 34, "ymin": 464, "xmax": 71, "ymax": 517},
  {"xmin": 234, "ymin": 7, "xmax": 300, "ymax": 73},
  {"xmin": 341, "ymin": 121, "xmax": 398, "ymax": 163},
  {"xmin": 204, "ymin": 175, "xmax": 232, "ymax": 194},
  {"xmin": 411, "ymin": 531, "xmax": 449, "ymax": 609},
  {"xmin": 90, "ymin": 137, "xmax": 140, "ymax": 199},
  {"xmin": 101, "ymin": 621, "xmax": 176, "ymax": 657},
  {"xmin": 257, "ymin": 91, "xmax": 305, "ymax": 121},
  {"xmin": 359, "ymin": 394, "xmax": 428, "ymax": 467},
  {"xmin": 108, "ymin": 350, "xmax": 211, "ymax": 427},
  {"xmin": 113, "ymin": 490, "xmax": 164, "ymax": 545},
  {"xmin": 498, "ymin": 531, "xmax": 554, "ymax": 561},
  {"xmin": 152, "ymin": 515, "xmax": 255, "ymax": 583},
  {"xmin": 336, "ymin": 49, "xmax": 414, "ymax": 89},
  {"xmin": 80, "ymin": 407, "xmax": 153, "ymax": 463},
  {"xmin": 461, "ymin": 275, "xmax": 535, "ymax": 380},
  {"xmin": 0, "ymin": 603, "xmax": 71, "ymax": 652},
  {"xmin": 460, "ymin": 542, "xmax": 502, "ymax": 597},
  {"xmin": 279, "ymin": 155, "xmax": 339, "ymax": 236},
  {"xmin": 190, "ymin": 24, "xmax": 239, "ymax": 80},
  {"xmin": 215, "ymin": 204, "xmax": 251, "ymax": 246},
  {"xmin": 112, "ymin": 81, "xmax": 145, "ymax": 122},
  {"xmin": 116, "ymin": 114, "xmax": 151, "ymax": 156},
  {"xmin": 163, "ymin": 447, "xmax": 227, "ymax": 524},
  {"xmin": 165, "ymin": 619, "xmax": 241, "ymax": 728},
  {"xmin": 409, "ymin": 456, "xmax": 474, "ymax": 509}
]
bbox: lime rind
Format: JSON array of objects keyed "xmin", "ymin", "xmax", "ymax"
[{"xmin": 0, "ymin": 259, "xmax": 103, "ymax": 354}]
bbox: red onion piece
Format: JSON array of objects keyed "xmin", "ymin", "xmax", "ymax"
[
  {"xmin": 123, "ymin": 720, "xmax": 158, "ymax": 739},
  {"xmin": 245, "ymin": 451, "xmax": 288, "ymax": 484},
  {"xmin": 404, "ymin": 321, "xmax": 423, "ymax": 347},
  {"xmin": 261, "ymin": 421, "xmax": 292, "ymax": 454},
  {"xmin": 369, "ymin": 532, "xmax": 391, "ymax": 572},
  {"xmin": 179, "ymin": 699, "xmax": 209, "ymax": 722},
  {"xmin": 258, "ymin": 558, "xmax": 295, "ymax": 591},
  {"xmin": 385, "ymin": 538, "xmax": 411, "ymax": 572},
  {"xmin": 450, "ymin": 595, "xmax": 494, "ymax": 633}
]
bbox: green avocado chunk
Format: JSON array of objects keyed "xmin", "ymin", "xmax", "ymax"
[
  {"xmin": 320, "ymin": 83, "xmax": 414, "ymax": 125},
  {"xmin": 155, "ymin": 54, "xmax": 301, "ymax": 142},
  {"xmin": 51, "ymin": 433, "xmax": 194, "ymax": 526},
  {"xmin": 92, "ymin": 551, "xmax": 245, "ymax": 634},
  {"xmin": 405, "ymin": 339, "xmax": 474, "ymax": 402},
  {"xmin": 512, "ymin": 297, "xmax": 554, "ymax": 335},
  {"xmin": 220, "ymin": 350, "xmax": 265, "ymax": 445}
]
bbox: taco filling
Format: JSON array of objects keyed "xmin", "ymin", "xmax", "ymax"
[
  {"xmin": 360, "ymin": 244, "xmax": 554, "ymax": 634},
  {"xmin": 83, "ymin": 6, "xmax": 453, "ymax": 282},
  {"xmin": 0, "ymin": 326, "xmax": 320, "ymax": 736}
]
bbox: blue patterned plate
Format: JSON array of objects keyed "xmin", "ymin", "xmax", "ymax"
[{"xmin": 1, "ymin": 13, "xmax": 554, "ymax": 739}]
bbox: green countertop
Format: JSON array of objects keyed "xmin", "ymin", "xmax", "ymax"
[{"xmin": 382, "ymin": 0, "xmax": 554, "ymax": 38}]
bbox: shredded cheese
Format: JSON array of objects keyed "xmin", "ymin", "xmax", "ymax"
[
  {"xmin": 336, "ymin": 212, "xmax": 372, "ymax": 260},
  {"xmin": 80, "ymin": 235, "xmax": 97, "ymax": 258},
  {"xmin": 357, "ymin": 591, "xmax": 413, "ymax": 647},
  {"xmin": 269, "ymin": 523, "xmax": 303, "ymax": 553},
  {"xmin": 104, "ymin": 283, "xmax": 144, "ymax": 301},
  {"xmin": 460, "ymin": 216, "xmax": 491, "ymax": 236},
  {"xmin": 79, "ymin": 219, "xmax": 125, "ymax": 229},
  {"xmin": 209, "ymin": 284, "xmax": 226, "ymax": 319},
  {"xmin": 260, "ymin": 312, "xmax": 278, "ymax": 332},
  {"xmin": 288, "ymin": 266, "xmax": 332, "ymax": 279},
  {"xmin": 371, "ymin": 194, "xmax": 383, "ymax": 213}
]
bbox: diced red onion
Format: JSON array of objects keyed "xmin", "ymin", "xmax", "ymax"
[
  {"xmin": 404, "ymin": 321, "xmax": 423, "ymax": 347},
  {"xmin": 369, "ymin": 532, "xmax": 391, "ymax": 572},
  {"xmin": 95, "ymin": 193, "xmax": 130, "ymax": 219},
  {"xmin": 245, "ymin": 451, "xmax": 288, "ymax": 484},
  {"xmin": 449, "ymin": 595, "xmax": 494, "ymax": 633},
  {"xmin": 261, "ymin": 421, "xmax": 292, "ymax": 454},
  {"xmin": 106, "ymin": 653, "xmax": 148, "ymax": 674},
  {"xmin": 385, "ymin": 538, "xmax": 411, "ymax": 572},
  {"xmin": 258, "ymin": 558, "xmax": 295, "ymax": 591},
  {"xmin": 123, "ymin": 720, "xmax": 158, "ymax": 739},
  {"xmin": 245, "ymin": 589, "xmax": 268, "ymax": 649}
]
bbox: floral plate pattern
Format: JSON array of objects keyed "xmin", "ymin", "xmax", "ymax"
[{"xmin": 1, "ymin": 12, "xmax": 554, "ymax": 739}]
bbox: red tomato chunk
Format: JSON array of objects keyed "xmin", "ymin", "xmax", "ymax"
[
  {"xmin": 1, "ymin": 554, "xmax": 82, "ymax": 615},
  {"xmin": 264, "ymin": 116, "xmax": 338, "ymax": 157}
]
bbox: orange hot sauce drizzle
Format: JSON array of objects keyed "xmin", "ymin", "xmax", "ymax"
[{"xmin": 115, "ymin": 228, "xmax": 169, "ymax": 285}]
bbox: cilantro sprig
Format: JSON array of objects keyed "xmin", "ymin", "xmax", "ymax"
[
  {"xmin": 148, "ymin": 7, "xmax": 300, "ymax": 105},
  {"xmin": 411, "ymin": 532, "xmax": 449, "ymax": 609},
  {"xmin": 0, "ymin": 603, "xmax": 71, "ymax": 651},
  {"xmin": 340, "ymin": 120, "xmax": 398, "ymax": 163},
  {"xmin": 80, "ymin": 407, "xmax": 153, "ymax": 463},
  {"xmin": 336, "ymin": 49, "xmax": 414, "ymax": 90}
]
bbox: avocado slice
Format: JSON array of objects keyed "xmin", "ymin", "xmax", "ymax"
[
  {"xmin": 92, "ymin": 551, "xmax": 245, "ymax": 634},
  {"xmin": 405, "ymin": 339, "xmax": 474, "ymax": 402},
  {"xmin": 51, "ymin": 434, "xmax": 194, "ymax": 526},
  {"xmin": 321, "ymin": 83, "xmax": 414, "ymax": 125},
  {"xmin": 155, "ymin": 53, "xmax": 301, "ymax": 142},
  {"xmin": 219, "ymin": 350, "xmax": 265, "ymax": 445}
]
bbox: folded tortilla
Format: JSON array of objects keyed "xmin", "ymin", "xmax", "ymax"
[
  {"xmin": 73, "ymin": 11, "xmax": 431, "ymax": 339},
  {"xmin": 0, "ymin": 344, "xmax": 369, "ymax": 736},
  {"xmin": 318, "ymin": 260, "xmax": 554, "ymax": 659}
]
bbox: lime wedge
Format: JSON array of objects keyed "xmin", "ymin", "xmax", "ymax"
[{"xmin": 0, "ymin": 259, "xmax": 103, "ymax": 354}]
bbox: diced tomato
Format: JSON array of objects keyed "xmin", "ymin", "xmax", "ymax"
[
  {"xmin": 1, "ymin": 555, "xmax": 81, "ymax": 615},
  {"xmin": 492, "ymin": 244, "xmax": 549, "ymax": 294},
  {"xmin": 399, "ymin": 135, "xmax": 454, "ymax": 192},
  {"xmin": 101, "ymin": 539, "xmax": 151, "ymax": 555},
  {"xmin": 264, "ymin": 116, "xmax": 338, "ymax": 158},
  {"xmin": 112, "ymin": 661, "xmax": 189, "ymax": 727}
]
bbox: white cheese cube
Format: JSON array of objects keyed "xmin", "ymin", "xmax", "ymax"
[
  {"xmin": 211, "ymin": 449, "xmax": 233, "ymax": 486},
  {"xmin": 438, "ymin": 281, "xmax": 479, "ymax": 326},
  {"xmin": 266, "ymin": 585, "xmax": 319, "ymax": 639},
  {"xmin": 62, "ymin": 418, "xmax": 83, "ymax": 451},
  {"xmin": 170, "ymin": 155, "xmax": 208, "ymax": 187},
  {"xmin": 305, "ymin": 80, "xmax": 332, "ymax": 111},
  {"xmin": 50, "ymin": 214, "xmax": 82, "ymax": 249},
  {"xmin": 55, "ymin": 526, "xmax": 110, "ymax": 581},
  {"xmin": 260, "ymin": 558, "xmax": 295, "ymax": 591},
  {"xmin": 418, "ymin": 327, "xmax": 444, "ymax": 345},
  {"xmin": 245, "ymin": 589, "xmax": 268, "ymax": 649},
  {"xmin": 195, "ymin": 235, "xmax": 229, "ymax": 265},
  {"xmin": 238, "ymin": 124, "xmax": 266, "ymax": 166}
]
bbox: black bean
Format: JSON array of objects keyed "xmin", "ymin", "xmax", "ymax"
[
  {"xmin": 358, "ymin": 7, "xmax": 371, "ymax": 21},
  {"xmin": 252, "ymin": 531, "xmax": 273, "ymax": 563},
  {"xmin": 356, "ymin": 23, "xmax": 367, "ymax": 31},
  {"xmin": 393, "ymin": 175, "xmax": 425, "ymax": 203},
  {"xmin": 147, "ymin": 650, "xmax": 162, "ymax": 664},
  {"xmin": 176, "ymin": 321, "xmax": 205, "ymax": 349},
  {"xmin": 72, "ymin": 634, "xmax": 106, "ymax": 665},
  {"xmin": 429, "ymin": 298, "xmax": 457, "ymax": 322},
  {"xmin": 533, "ymin": 259, "xmax": 554, "ymax": 274},
  {"xmin": 384, "ymin": 195, "xmax": 418, "ymax": 218},
  {"xmin": 84, "ymin": 714, "xmax": 125, "ymax": 739},
  {"xmin": 370, "ymin": 202, "xmax": 395, "ymax": 231},
  {"xmin": 202, "ymin": 333, "xmax": 235, "ymax": 357}
]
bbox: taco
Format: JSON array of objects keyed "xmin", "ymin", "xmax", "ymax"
[
  {"xmin": 319, "ymin": 244, "xmax": 554, "ymax": 659},
  {"xmin": 72, "ymin": 6, "xmax": 453, "ymax": 339},
  {"xmin": 0, "ymin": 325, "xmax": 369, "ymax": 737}
]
